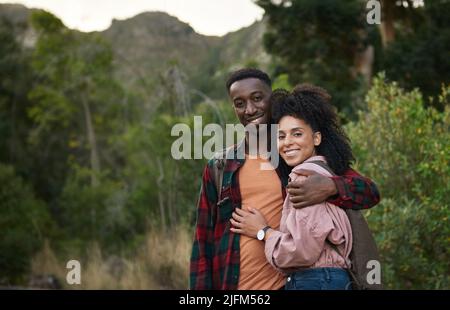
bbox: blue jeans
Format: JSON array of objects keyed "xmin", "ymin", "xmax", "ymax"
[{"xmin": 285, "ymin": 267, "xmax": 353, "ymax": 290}]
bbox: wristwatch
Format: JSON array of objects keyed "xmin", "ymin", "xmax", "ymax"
[{"xmin": 257, "ymin": 226, "xmax": 271, "ymax": 241}]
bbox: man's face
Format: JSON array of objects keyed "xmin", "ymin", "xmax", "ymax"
[{"xmin": 228, "ymin": 78, "xmax": 272, "ymax": 127}]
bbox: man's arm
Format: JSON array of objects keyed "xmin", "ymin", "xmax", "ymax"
[
  {"xmin": 328, "ymin": 168, "xmax": 380, "ymax": 210},
  {"xmin": 287, "ymin": 168, "xmax": 380, "ymax": 210},
  {"xmin": 189, "ymin": 164, "xmax": 216, "ymax": 289}
]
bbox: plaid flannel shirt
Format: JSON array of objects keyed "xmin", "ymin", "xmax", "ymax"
[{"xmin": 189, "ymin": 142, "xmax": 380, "ymax": 290}]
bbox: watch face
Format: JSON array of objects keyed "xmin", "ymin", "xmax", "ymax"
[{"xmin": 257, "ymin": 229, "xmax": 264, "ymax": 241}]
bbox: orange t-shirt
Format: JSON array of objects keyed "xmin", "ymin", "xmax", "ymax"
[{"xmin": 237, "ymin": 156, "xmax": 287, "ymax": 290}]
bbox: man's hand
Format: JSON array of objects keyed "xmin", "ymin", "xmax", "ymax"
[{"xmin": 287, "ymin": 169, "xmax": 338, "ymax": 209}]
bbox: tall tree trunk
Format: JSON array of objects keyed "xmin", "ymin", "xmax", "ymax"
[
  {"xmin": 81, "ymin": 95, "xmax": 100, "ymax": 187},
  {"xmin": 10, "ymin": 97, "xmax": 17, "ymax": 163},
  {"xmin": 355, "ymin": 45, "xmax": 375, "ymax": 85},
  {"xmin": 156, "ymin": 157, "xmax": 167, "ymax": 232},
  {"xmin": 167, "ymin": 164, "xmax": 179, "ymax": 228},
  {"xmin": 380, "ymin": 0, "xmax": 396, "ymax": 47}
]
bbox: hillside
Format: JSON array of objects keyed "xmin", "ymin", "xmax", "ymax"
[{"xmin": 0, "ymin": 3, "xmax": 269, "ymax": 101}]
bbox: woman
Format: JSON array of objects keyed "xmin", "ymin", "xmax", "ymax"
[{"xmin": 230, "ymin": 84, "xmax": 354, "ymax": 290}]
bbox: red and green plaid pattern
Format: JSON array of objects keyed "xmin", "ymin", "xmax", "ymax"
[
  {"xmin": 329, "ymin": 169, "xmax": 381, "ymax": 210},
  {"xmin": 189, "ymin": 154, "xmax": 243, "ymax": 290},
  {"xmin": 189, "ymin": 144, "xmax": 380, "ymax": 290}
]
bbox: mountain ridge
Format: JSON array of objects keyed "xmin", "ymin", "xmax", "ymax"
[{"xmin": 0, "ymin": 3, "xmax": 270, "ymax": 100}]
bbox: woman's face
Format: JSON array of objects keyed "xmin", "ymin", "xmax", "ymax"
[{"xmin": 277, "ymin": 115, "xmax": 321, "ymax": 167}]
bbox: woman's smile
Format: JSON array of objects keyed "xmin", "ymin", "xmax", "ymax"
[{"xmin": 283, "ymin": 148, "xmax": 301, "ymax": 157}]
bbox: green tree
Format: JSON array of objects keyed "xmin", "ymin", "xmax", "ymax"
[
  {"xmin": 57, "ymin": 164, "xmax": 132, "ymax": 251},
  {"xmin": 0, "ymin": 164, "xmax": 54, "ymax": 283},
  {"xmin": 382, "ymin": 1, "xmax": 450, "ymax": 109},
  {"xmin": 0, "ymin": 17, "xmax": 34, "ymax": 175},
  {"xmin": 28, "ymin": 10, "xmax": 128, "ymax": 200},
  {"xmin": 256, "ymin": 0, "xmax": 370, "ymax": 118},
  {"xmin": 347, "ymin": 74, "xmax": 450, "ymax": 288},
  {"xmin": 25, "ymin": 11, "xmax": 138, "ymax": 252},
  {"xmin": 257, "ymin": 0, "xmax": 449, "ymax": 117},
  {"xmin": 120, "ymin": 103, "xmax": 222, "ymax": 233}
]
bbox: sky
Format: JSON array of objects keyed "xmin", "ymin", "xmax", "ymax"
[{"xmin": 0, "ymin": 0, "xmax": 265, "ymax": 36}]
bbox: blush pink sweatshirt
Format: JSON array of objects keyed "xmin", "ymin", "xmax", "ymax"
[{"xmin": 264, "ymin": 156, "xmax": 353, "ymax": 273}]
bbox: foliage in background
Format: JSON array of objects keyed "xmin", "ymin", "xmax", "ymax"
[
  {"xmin": 257, "ymin": 0, "xmax": 373, "ymax": 118},
  {"xmin": 256, "ymin": 0, "xmax": 450, "ymax": 119},
  {"xmin": 0, "ymin": 164, "xmax": 54, "ymax": 283},
  {"xmin": 0, "ymin": 10, "xmax": 240, "ymax": 285},
  {"xmin": 382, "ymin": 1, "xmax": 450, "ymax": 109},
  {"xmin": 347, "ymin": 74, "xmax": 449, "ymax": 289},
  {"xmin": 28, "ymin": 11, "xmax": 129, "ymax": 199},
  {"xmin": 0, "ymin": 16, "xmax": 34, "ymax": 179}
]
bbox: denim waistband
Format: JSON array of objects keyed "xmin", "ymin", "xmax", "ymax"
[{"xmin": 290, "ymin": 267, "xmax": 348, "ymax": 279}]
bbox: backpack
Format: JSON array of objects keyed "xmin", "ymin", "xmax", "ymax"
[
  {"xmin": 211, "ymin": 146, "xmax": 235, "ymax": 206},
  {"xmin": 310, "ymin": 160, "xmax": 383, "ymax": 290}
]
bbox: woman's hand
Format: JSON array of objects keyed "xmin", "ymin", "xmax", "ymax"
[{"xmin": 230, "ymin": 207, "xmax": 268, "ymax": 239}]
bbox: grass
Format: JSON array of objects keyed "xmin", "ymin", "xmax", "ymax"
[{"xmin": 30, "ymin": 226, "xmax": 191, "ymax": 289}]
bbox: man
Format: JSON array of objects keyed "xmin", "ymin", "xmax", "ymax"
[{"xmin": 189, "ymin": 68, "xmax": 380, "ymax": 290}]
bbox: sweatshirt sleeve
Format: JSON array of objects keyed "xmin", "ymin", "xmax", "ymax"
[{"xmin": 264, "ymin": 201, "xmax": 335, "ymax": 270}]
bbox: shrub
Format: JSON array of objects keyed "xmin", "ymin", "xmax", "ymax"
[
  {"xmin": 0, "ymin": 164, "xmax": 54, "ymax": 284},
  {"xmin": 347, "ymin": 74, "xmax": 449, "ymax": 289}
]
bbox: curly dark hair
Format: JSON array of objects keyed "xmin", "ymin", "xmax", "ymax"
[
  {"xmin": 225, "ymin": 68, "xmax": 272, "ymax": 92},
  {"xmin": 271, "ymin": 84, "xmax": 354, "ymax": 175}
]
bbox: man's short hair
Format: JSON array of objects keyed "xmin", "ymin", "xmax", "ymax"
[{"xmin": 225, "ymin": 68, "xmax": 272, "ymax": 92}]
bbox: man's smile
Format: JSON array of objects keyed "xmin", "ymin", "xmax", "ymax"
[{"xmin": 247, "ymin": 113, "xmax": 265, "ymax": 123}]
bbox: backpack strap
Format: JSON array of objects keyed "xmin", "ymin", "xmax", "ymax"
[
  {"xmin": 309, "ymin": 160, "xmax": 383, "ymax": 290},
  {"xmin": 308, "ymin": 160, "xmax": 362, "ymax": 288},
  {"xmin": 212, "ymin": 158, "xmax": 225, "ymax": 203},
  {"xmin": 308, "ymin": 160, "xmax": 336, "ymax": 176},
  {"xmin": 210, "ymin": 146, "xmax": 235, "ymax": 206},
  {"xmin": 325, "ymin": 238, "xmax": 361, "ymax": 289}
]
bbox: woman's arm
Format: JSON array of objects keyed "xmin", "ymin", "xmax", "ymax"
[
  {"xmin": 264, "ymin": 204, "xmax": 335, "ymax": 269},
  {"xmin": 230, "ymin": 204, "xmax": 336, "ymax": 270}
]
